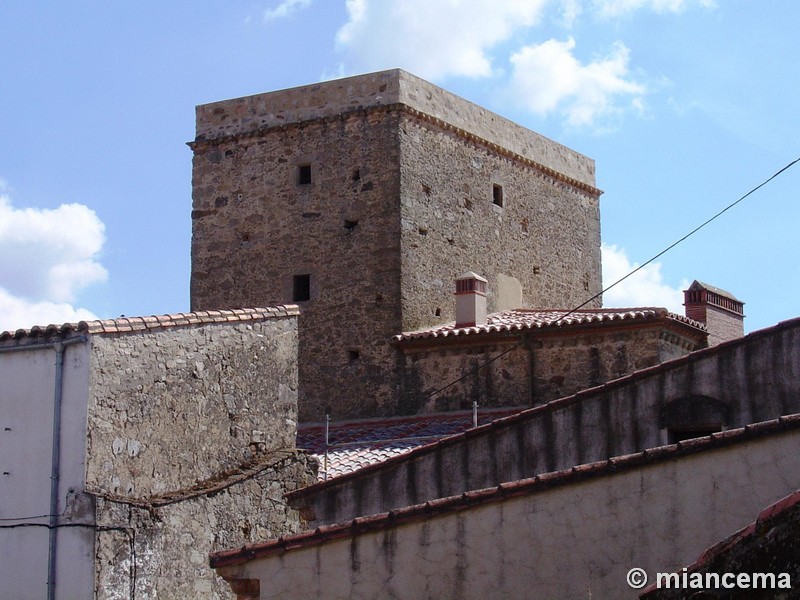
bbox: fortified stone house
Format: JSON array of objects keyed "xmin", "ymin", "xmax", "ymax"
[{"xmin": 189, "ymin": 69, "xmax": 603, "ymax": 421}]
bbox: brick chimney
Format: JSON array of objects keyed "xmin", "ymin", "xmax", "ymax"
[
  {"xmin": 683, "ymin": 280, "xmax": 744, "ymax": 346},
  {"xmin": 455, "ymin": 272, "xmax": 488, "ymax": 328}
]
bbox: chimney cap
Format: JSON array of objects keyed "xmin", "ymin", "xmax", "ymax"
[
  {"xmin": 455, "ymin": 271, "xmax": 488, "ymax": 283},
  {"xmin": 685, "ymin": 280, "xmax": 742, "ymax": 303}
]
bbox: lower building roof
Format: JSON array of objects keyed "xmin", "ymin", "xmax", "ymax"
[
  {"xmin": 393, "ymin": 307, "xmax": 705, "ymax": 343},
  {"xmin": 297, "ymin": 407, "xmax": 523, "ymax": 481}
]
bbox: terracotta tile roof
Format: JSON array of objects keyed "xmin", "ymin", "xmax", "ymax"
[
  {"xmin": 297, "ymin": 408, "xmax": 523, "ymax": 481},
  {"xmin": 0, "ymin": 305, "xmax": 300, "ymax": 342},
  {"xmin": 393, "ymin": 307, "xmax": 705, "ymax": 342},
  {"xmin": 211, "ymin": 413, "xmax": 800, "ymax": 569}
]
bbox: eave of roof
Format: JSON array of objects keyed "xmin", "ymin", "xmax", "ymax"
[
  {"xmin": 393, "ymin": 307, "xmax": 706, "ymax": 344},
  {"xmin": 211, "ymin": 412, "xmax": 800, "ymax": 569},
  {"xmin": 0, "ymin": 305, "xmax": 300, "ymax": 344}
]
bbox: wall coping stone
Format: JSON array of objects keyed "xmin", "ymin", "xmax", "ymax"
[{"xmin": 0, "ymin": 305, "xmax": 300, "ymax": 345}]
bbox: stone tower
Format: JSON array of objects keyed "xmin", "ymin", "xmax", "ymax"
[{"xmin": 189, "ymin": 69, "xmax": 602, "ymax": 420}]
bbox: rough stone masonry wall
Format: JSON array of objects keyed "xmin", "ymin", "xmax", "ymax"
[
  {"xmin": 191, "ymin": 109, "xmax": 404, "ymax": 421},
  {"xmin": 194, "ymin": 69, "xmax": 596, "ymax": 188},
  {"xmin": 530, "ymin": 324, "xmax": 702, "ymax": 403},
  {"xmin": 399, "ymin": 340, "xmax": 530, "ymax": 414},
  {"xmin": 93, "ymin": 457, "xmax": 315, "ymax": 600},
  {"xmin": 397, "ymin": 113, "xmax": 602, "ymax": 332},
  {"xmin": 85, "ymin": 315, "xmax": 313, "ymax": 598},
  {"xmin": 398, "ymin": 323, "xmax": 702, "ymax": 414}
]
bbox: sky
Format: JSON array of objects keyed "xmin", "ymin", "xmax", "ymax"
[{"xmin": 0, "ymin": 1, "xmax": 798, "ymax": 334}]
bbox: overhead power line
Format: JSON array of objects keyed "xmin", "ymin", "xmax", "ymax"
[{"xmin": 560, "ymin": 155, "xmax": 800, "ymax": 321}]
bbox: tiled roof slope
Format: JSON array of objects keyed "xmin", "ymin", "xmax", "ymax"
[
  {"xmin": 393, "ymin": 307, "xmax": 705, "ymax": 342},
  {"xmin": 297, "ymin": 408, "xmax": 523, "ymax": 481},
  {"xmin": 0, "ymin": 306, "xmax": 300, "ymax": 342},
  {"xmin": 212, "ymin": 413, "xmax": 800, "ymax": 569}
]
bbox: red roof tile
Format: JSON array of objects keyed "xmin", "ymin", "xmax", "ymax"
[
  {"xmin": 393, "ymin": 307, "xmax": 705, "ymax": 342},
  {"xmin": 0, "ymin": 305, "xmax": 300, "ymax": 342}
]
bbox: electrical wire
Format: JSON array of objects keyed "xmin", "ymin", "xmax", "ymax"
[{"xmin": 562, "ymin": 155, "xmax": 800, "ymax": 320}]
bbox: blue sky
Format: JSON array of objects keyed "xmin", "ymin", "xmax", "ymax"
[{"xmin": 0, "ymin": 0, "xmax": 797, "ymax": 333}]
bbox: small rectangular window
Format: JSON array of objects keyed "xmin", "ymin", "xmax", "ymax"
[
  {"xmin": 298, "ymin": 164, "xmax": 312, "ymax": 185},
  {"xmin": 492, "ymin": 184, "xmax": 504, "ymax": 207},
  {"xmin": 293, "ymin": 274, "xmax": 311, "ymax": 302}
]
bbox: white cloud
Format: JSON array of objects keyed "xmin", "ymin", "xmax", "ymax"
[
  {"xmin": 263, "ymin": 0, "xmax": 313, "ymax": 22},
  {"xmin": 592, "ymin": 0, "xmax": 715, "ymax": 17},
  {"xmin": 0, "ymin": 288, "xmax": 98, "ymax": 331},
  {"xmin": 559, "ymin": 0, "xmax": 584, "ymax": 26},
  {"xmin": 0, "ymin": 189, "xmax": 107, "ymax": 331},
  {"xmin": 601, "ymin": 244, "xmax": 687, "ymax": 313},
  {"xmin": 508, "ymin": 37, "xmax": 645, "ymax": 128},
  {"xmin": 336, "ymin": 0, "xmax": 549, "ymax": 80}
]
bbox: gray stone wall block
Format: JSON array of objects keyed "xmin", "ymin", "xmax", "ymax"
[
  {"xmin": 86, "ymin": 317, "xmax": 299, "ymax": 496},
  {"xmin": 398, "ymin": 116, "xmax": 601, "ymax": 332},
  {"xmin": 93, "ymin": 456, "xmax": 316, "ymax": 600}
]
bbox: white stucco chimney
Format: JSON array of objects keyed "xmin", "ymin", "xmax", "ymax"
[{"xmin": 455, "ymin": 272, "xmax": 488, "ymax": 328}]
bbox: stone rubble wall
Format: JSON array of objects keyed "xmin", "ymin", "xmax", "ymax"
[
  {"xmin": 398, "ymin": 114, "xmax": 602, "ymax": 333},
  {"xmin": 84, "ymin": 313, "xmax": 312, "ymax": 598},
  {"xmin": 93, "ymin": 456, "xmax": 315, "ymax": 600},
  {"xmin": 399, "ymin": 342, "xmax": 530, "ymax": 414},
  {"xmin": 190, "ymin": 108, "xmax": 405, "ymax": 420},
  {"xmin": 86, "ymin": 317, "xmax": 299, "ymax": 495},
  {"xmin": 398, "ymin": 324, "xmax": 702, "ymax": 414}
]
